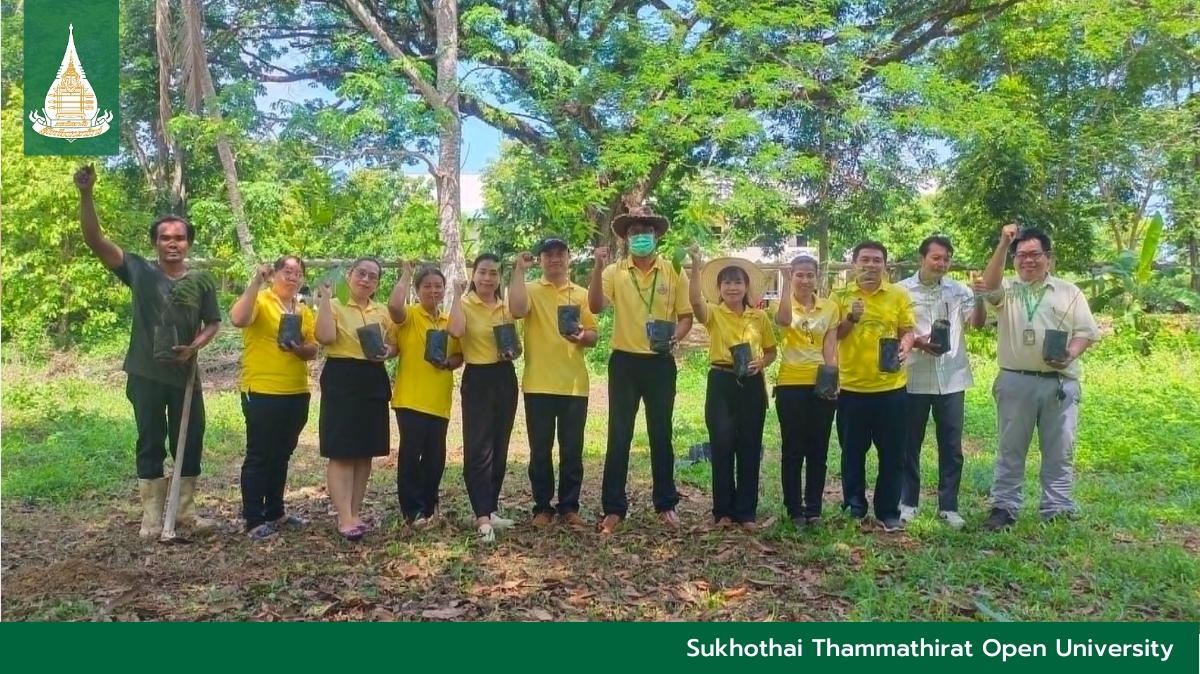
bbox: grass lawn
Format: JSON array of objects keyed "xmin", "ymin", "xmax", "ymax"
[{"xmin": 2, "ymin": 330, "xmax": 1198, "ymax": 622}]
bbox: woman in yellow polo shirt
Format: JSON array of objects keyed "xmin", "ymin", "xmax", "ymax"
[
  {"xmin": 229, "ymin": 256, "xmax": 319, "ymax": 541},
  {"xmin": 687, "ymin": 247, "xmax": 777, "ymax": 532},
  {"xmin": 314, "ymin": 257, "xmax": 397, "ymax": 542},
  {"xmin": 387, "ymin": 264, "xmax": 464, "ymax": 528},
  {"xmin": 448, "ymin": 253, "xmax": 521, "ymax": 542},
  {"xmin": 773, "ymin": 254, "xmax": 840, "ymax": 527}
]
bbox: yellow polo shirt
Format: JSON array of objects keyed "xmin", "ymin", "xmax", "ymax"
[
  {"xmin": 460, "ymin": 292, "xmax": 515, "ymax": 365},
  {"xmin": 600, "ymin": 255, "xmax": 692, "ymax": 354},
  {"xmin": 322, "ymin": 298, "xmax": 396, "ymax": 360},
  {"xmin": 834, "ymin": 281, "xmax": 916, "ymax": 393},
  {"xmin": 239, "ymin": 290, "xmax": 317, "ymax": 395},
  {"xmin": 390, "ymin": 303, "xmax": 462, "ymax": 419},
  {"xmin": 777, "ymin": 296, "xmax": 839, "ymax": 386},
  {"xmin": 702, "ymin": 303, "xmax": 776, "ymax": 366},
  {"xmin": 522, "ymin": 278, "xmax": 597, "ymax": 397}
]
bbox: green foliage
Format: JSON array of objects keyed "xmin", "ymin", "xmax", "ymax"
[{"xmin": 0, "ymin": 88, "xmax": 155, "ymax": 352}]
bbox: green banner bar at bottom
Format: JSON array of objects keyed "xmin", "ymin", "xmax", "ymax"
[{"xmin": 0, "ymin": 622, "xmax": 1195, "ymax": 672}]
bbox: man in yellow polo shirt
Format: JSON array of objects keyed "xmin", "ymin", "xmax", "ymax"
[
  {"xmin": 508, "ymin": 236, "xmax": 600, "ymax": 527},
  {"xmin": 832, "ymin": 240, "xmax": 916, "ymax": 532},
  {"xmin": 588, "ymin": 206, "xmax": 694, "ymax": 534}
]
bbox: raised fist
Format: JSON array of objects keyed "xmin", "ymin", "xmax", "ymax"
[
  {"xmin": 74, "ymin": 164, "xmax": 96, "ymax": 192},
  {"xmin": 594, "ymin": 246, "xmax": 609, "ymax": 265},
  {"xmin": 1001, "ymin": 223, "xmax": 1019, "ymax": 241}
]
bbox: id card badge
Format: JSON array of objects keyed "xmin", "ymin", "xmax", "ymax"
[
  {"xmin": 645, "ymin": 320, "xmax": 654, "ymax": 341},
  {"xmin": 1023, "ymin": 328, "xmax": 1036, "ymax": 346}
]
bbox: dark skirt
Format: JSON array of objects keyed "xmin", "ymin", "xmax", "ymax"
[{"xmin": 318, "ymin": 357, "xmax": 391, "ymax": 460}]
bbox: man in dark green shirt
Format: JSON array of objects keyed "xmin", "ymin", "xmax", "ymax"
[{"xmin": 74, "ymin": 165, "xmax": 222, "ymax": 539}]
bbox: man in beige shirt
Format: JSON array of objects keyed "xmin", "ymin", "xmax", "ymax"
[{"xmin": 980, "ymin": 224, "xmax": 1101, "ymax": 530}]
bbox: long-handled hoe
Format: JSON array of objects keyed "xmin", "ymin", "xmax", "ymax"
[{"xmin": 159, "ymin": 356, "xmax": 199, "ymax": 545}]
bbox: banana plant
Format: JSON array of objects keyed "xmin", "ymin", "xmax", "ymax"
[{"xmin": 1081, "ymin": 213, "xmax": 1200, "ymax": 354}]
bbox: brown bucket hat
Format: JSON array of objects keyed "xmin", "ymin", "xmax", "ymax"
[{"xmin": 611, "ymin": 205, "xmax": 670, "ymax": 240}]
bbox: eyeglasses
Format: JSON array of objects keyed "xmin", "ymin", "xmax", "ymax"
[
  {"xmin": 352, "ymin": 269, "xmax": 380, "ymax": 282},
  {"xmin": 1014, "ymin": 252, "xmax": 1046, "ymax": 261}
]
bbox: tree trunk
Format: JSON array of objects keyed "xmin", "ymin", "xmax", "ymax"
[
  {"xmin": 340, "ymin": 0, "xmax": 465, "ymax": 294},
  {"xmin": 435, "ymin": 0, "xmax": 466, "ymax": 298},
  {"xmin": 154, "ymin": 0, "xmax": 182, "ymax": 211},
  {"xmin": 181, "ymin": 0, "xmax": 254, "ymax": 260}
]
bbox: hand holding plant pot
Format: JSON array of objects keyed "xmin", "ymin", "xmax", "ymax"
[
  {"xmin": 646, "ymin": 319, "xmax": 676, "ymax": 355},
  {"xmin": 356, "ymin": 322, "xmax": 388, "ymax": 360},
  {"xmin": 154, "ymin": 271, "xmax": 216, "ymax": 363},
  {"xmin": 815, "ymin": 364, "xmax": 839, "ymax": 400},
  {"xmin": 557, "ymin": 305, "xmax": 581, "ymax": 337},
  {"xmin": 424, "ymin": 328, "xmax": 451, "ymax": 368},
  {"xmin": 1043, "ymin": 329, "xmax": 1071, "ymax": 368},
  {"xmin": 494, "ymin": 323, "xmax": 521, "ymax": 361},
  {"xmin": 929, "ymin": 318, "xmax": 952, "ymax": 355},
  {"xmin": 730, "ymin": 342, "xmax": 753, "ymax": 377},
  {"xmin": 878, "ymin": 337, "xmax": 902, "ymax": 373}
]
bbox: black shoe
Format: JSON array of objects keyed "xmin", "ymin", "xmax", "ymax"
[
  {"xmin": 880, "ymin": 517, "xmax": 902, "ymax": 533},
  {"xmin": 984, "ymin": 507, "xmax": 1016, "ymax": 530}
]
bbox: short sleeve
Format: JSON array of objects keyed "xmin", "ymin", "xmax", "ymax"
[
  {"xmin": 448, "ymin": 335, "xmax": 463, "ymax": 356},
  {"xmin": 580, "ymin": 294, "xmax": 599, "ymax": 330},
  {"xmin": 674, "ymin": 271, "xmax": 693, "ymax": 317},
  {"xmin": 200, "ymin": 283, "xmax": 221, "ymax": 323},
  {"xmin": 956, "ymin": 283, "xmax": 976, "ymax": 323},
  {"xmin": 995, "ymin": 278, "xmax": 1015, "ymax": 311},
  {"xmin": 702, "ymin": 302, "xmax": 720, "ymax": 329},
  {"xmin": 112, "ymin": 250, "xmax": 142, "ymax": 287},
  {"xmin": 759, "ymin": 311, "xmax": 778, "ymax": 349},
  {"xmin": 896, "ymin": 292, "xmax": 916, "ymax": 330},
  {"xmin": 601, "ymin": 264, "xmax": 616, "ymax": 303},
  {"xmin": 1069, "ymin": 288, "xmax": 1101, "ymax": 341},
  {"xmin": 833, "ymin": 292, "xmax": 850, "ymax": 320}
]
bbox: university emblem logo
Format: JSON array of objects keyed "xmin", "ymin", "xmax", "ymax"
[{"xmin": 28, "ymin": 24, "xmax": 113, "ymax": 142}]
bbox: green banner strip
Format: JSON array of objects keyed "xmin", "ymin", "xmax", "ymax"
[{"xmin": 0, "ymin": 623, "xmax": 1195, "ymax": 672}]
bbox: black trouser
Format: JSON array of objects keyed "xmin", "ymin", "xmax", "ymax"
[
  {"xmin": 601, "ymin": 350, "xmax": 680, "ymax": 517},
  {"xmin": 705, "ymin": 368, "xmax": 768, "ymax": 523},
  {"xmin": 902, "ymin": 391, "xmax": 965, "ymax": 512},
  {"xmin": 461, "ymin": 362, "xmax": 519, "ymax": 518},
  {"xmin": 835, "ymin": 387, "xmax": 906, "ymax": 521},
  {"xmin": 395, "ymin": 408, "xmax": 450, "ymax": 522},
  {"xmin": 125, "ymin": 373, "xmax": 205, "ymax": 479},
  {"xmin": 525, "ymin": 393, "xmax": 588, "ymax": 515},
  {"xmin": 239, "ymin": 391, "xmax": 311, "ymax": 529},
  {"xmin": 775, "ymin": 384, "xmax": 837, "ymax": 519}
]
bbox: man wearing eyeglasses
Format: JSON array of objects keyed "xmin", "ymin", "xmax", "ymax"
[{"xmin": 979, "ymin": 224, "xmax": 1100, "ymax": 530}]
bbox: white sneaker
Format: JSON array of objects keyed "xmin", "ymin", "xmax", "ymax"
[
  {"xmin": 939, "ymin": 511, "xmax": 966, "ymax": 529},
  {"xmin": 489, "ymin": 512, "xmax": 515, "ymax": 529},
  {"xmin": 899, "ymin": 505, "xmax": 917, "ymax": 522},
  {"xmin": 477, "ymin": 523, "xmax": 495, "ymax": 543}
]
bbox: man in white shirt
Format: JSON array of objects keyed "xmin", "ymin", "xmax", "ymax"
[
  {"xmin": 898, "ymin": 236, "xmax": 987, "ymax": 529},
  {"xmin": 980, "ymin": 224, "xmax": 1101, "ymax": 530}
]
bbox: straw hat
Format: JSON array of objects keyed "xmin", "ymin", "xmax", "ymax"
[
  {"xmin": 611, "ymin": 205, "xmax": 670, "ymax": 240},
  {"xmin": 701, "ymin": 257, "xmax": 766, "ymax": 306}
]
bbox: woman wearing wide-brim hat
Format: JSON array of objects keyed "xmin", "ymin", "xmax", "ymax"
[
  {"xmin": 587, "ymin": 205, "xmax": 694, "ymax": 535},
  {"xmin": 686, "ymin": 246, "xmax": 778, "ymax": 532}
]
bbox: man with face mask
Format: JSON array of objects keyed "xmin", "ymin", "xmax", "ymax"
[
  {"xmin": 588, "ymin": 206, "xmax": 694, "ymax": 535},
  {"xmin": 980, "ymin": 224, "xmax": 1100, "ymax": 530},
  {"xmin": 896, "ymin": 236, "xmax": 988, "ymax": 530},
  {"xmin": 74, "ymin": 164, "xmax": 222, "ymax": 540}
]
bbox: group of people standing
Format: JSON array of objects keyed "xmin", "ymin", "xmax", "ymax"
[{"xmin": 74, "ymin": 165, "xmax": 1101, "ymax": 545}]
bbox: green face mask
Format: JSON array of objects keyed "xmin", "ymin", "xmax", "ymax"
[{"xmin": 628, "ymin": 233, "xmax": 656, "ymax": 257}]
